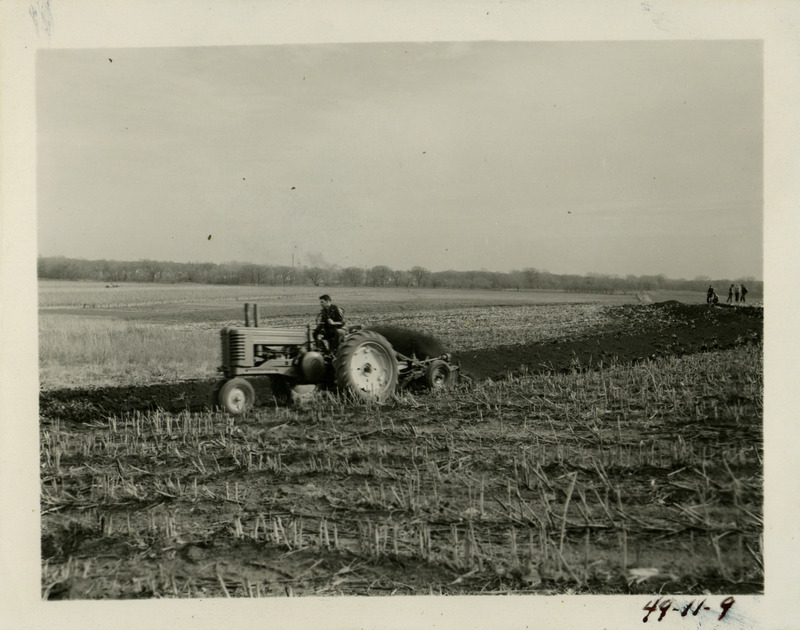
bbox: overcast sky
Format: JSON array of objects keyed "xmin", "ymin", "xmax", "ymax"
[{"xmin": 37, "ymin": 41, "xmax": 762, "ymax": 280}]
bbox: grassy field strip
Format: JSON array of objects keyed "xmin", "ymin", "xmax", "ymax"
[
  {"xmin": 39, "ymin": 281, "xmax": 639, "ymax": 309},
  {"xmin": 39, "ymin": 314, "xmax": 219, "ymax": 389},
  {"xmin": 39, "ymin": 282, "xmax": 273, "ymax": 308},
  {"xmin": 40, "ymin": 344, "xmax": 762, "ymax": 597}
]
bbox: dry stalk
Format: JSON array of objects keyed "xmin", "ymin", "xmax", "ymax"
[
  {"xmin": 620, "ymin": 525, "xmax": 628, "ymax": 572},
  {"xmin": 509, "ymin": 527, "xmax": 518, "ymax": 566},
  {"xmin": 559, "ymin": 472, "xmax": 578, "ymax": 558},
  {"xmin": 215, "ymin": 564, "xmax": 231, "ymax": 597},
  {"xmin": 709, "ymin": 533, "xmax": 730, "ymax": 580},
  {"xmin": 551, "ymin": 540, "xmax": 582, "ymax": 585}
]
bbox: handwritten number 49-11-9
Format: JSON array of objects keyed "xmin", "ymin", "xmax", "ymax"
[{"xmin": 642, "ymin": 597, "xmax": 735, "ymax": 622}]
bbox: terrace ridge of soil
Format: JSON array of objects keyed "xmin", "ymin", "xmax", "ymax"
[
  {"xmin": 455, "ymin": 301, "xmax": 762, "ymax": 380},
  {"xmin": 39, "ymin": 302, "xmax": 762, "ymax": 422}
]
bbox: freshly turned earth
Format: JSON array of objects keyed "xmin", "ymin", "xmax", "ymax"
[
  {"xmin": 39, "ymin": 301, "xmax": 762, "ymax": 420},
  {"xmin": 454, "ymin": 300, "xmax": 762, "ymax": 380}
]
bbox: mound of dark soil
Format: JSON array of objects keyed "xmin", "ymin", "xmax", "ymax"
[
  {"xmin": 453, "ymin": 302, "xmax": 762, "ymax": 380},
  {"xmin": 365, "ymin": 325, "xmax": 446, "ymax": 359}
]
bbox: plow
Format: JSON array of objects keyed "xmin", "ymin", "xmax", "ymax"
[{"xmin": 211, "ymin": 303, "xmax": 470, "ymax": 415}]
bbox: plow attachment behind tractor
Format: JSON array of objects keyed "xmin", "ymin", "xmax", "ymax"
[{"xmin": 395, "ymin": 351, "xmax": 472, "ymax": 391}]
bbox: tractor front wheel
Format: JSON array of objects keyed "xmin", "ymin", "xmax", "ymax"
[
  {"xmin": 335, "ymin": 330, "xmax": 398, "ymax": 402},
  {"xmin": 218, "ymin": 378, "xmax": 255, "ymax": 415}
]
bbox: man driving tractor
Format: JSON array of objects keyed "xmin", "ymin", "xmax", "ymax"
[{"xmin": 313, "ymin": 294, "xmax": 345, "ymax": 352}]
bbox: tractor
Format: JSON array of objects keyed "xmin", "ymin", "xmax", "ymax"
[{"xmin": 210, "ymin": 303, "xmax": 467, "ymax": 415}]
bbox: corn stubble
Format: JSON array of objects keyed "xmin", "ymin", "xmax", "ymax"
[{"xmin": 40, "ymin": 344, "xmax": 762, "ymax": 598}]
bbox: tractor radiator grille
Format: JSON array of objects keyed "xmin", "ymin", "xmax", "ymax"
[{"xmin": 221, "ymin": 329, "xmax": 248, "ymax": 366}]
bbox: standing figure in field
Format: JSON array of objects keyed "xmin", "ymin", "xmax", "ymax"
[
  {"xmin": 740, "ymin": 285, "xmax": 748, "ymax": 303},
  {"xmin": 706, "ymin": 285, "xmax": 715, "ymax": 304},
  {"xmin": 314, "ymin": 294, "xmax": 345, "ymax": 352},
  {"xmin": 734, "ymin": 284, "xmax": 741, "ymax": 303},
  {"xmin": 727, "ymin": 285, "xmax": 734, "ymax": 304}
]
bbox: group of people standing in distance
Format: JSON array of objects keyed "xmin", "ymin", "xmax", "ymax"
[
  {"xmin": 706, "ymin": 283, "xmax": 748, "ymax": 305},
  {"xmin": 726, "ymin": 283, "xmax": 748, "ymax": 304}
]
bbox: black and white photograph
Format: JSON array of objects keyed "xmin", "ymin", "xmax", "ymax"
[{"xmin": 2, "ymin": 1, "xmax": 799, "ymax": 628}]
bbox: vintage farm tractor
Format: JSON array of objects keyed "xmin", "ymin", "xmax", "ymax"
[{"xmin": 210, "ymin": 303, "xmax": 467, "ymax": 415}]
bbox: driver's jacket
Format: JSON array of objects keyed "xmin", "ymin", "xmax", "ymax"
[{"xmin": 315, "ymin": 305, "xmax": 345, "ymax": 337}]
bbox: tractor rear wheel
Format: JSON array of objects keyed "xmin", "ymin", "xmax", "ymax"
[
  {"xmin": 335, "ymin": 330, "xmax": 398, "ymax": 402},
  {"xmin": 425, "ymin": 359, "xmax": 453, "ymax": 390},
  {"xmin": 218, "ymin": 378, "xmax": 255, "ymax": 415}
]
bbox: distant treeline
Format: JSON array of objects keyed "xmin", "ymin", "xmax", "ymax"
[{"xmin": 37, "ymin": 256, "xmax": 762, "ymax": 296}]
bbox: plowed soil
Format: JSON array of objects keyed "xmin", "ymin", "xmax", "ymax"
[{"xmin": 454, "ymin": 301, "xmax": 762, "ymax": 379}]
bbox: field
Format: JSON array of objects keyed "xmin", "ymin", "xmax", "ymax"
[{"xmin": 38, "ymin": 281, "xmax": 763, "ymax": 598}]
